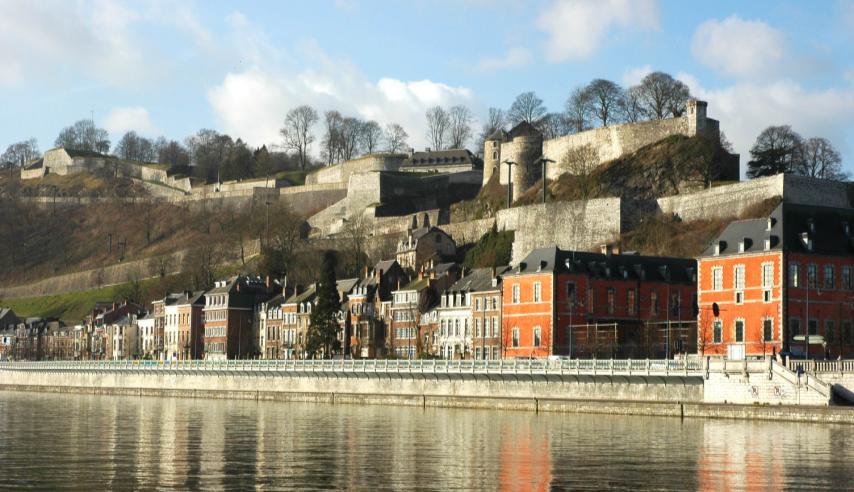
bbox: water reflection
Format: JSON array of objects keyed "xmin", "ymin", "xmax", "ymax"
[{"xmin": 0, "ymin": 391, "xmax": 852, "ymax": 490}]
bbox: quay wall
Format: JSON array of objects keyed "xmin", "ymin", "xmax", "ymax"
[{"xmin": 2, "ymin": 371, "xmax": 853, "ymax": 423}]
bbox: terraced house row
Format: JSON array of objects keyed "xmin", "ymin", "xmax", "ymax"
[{"xmin": 2, "ymin": 205, "xmax": 851, "ymax": 362}]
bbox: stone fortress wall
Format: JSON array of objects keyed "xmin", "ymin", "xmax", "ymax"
[
  {"xmin": 483, "ymin": 100, "xmax": 724, "ymax": 201},
  {"xmin": 304, "ymin": 153, "xmax": 407, "ymax": 185}
]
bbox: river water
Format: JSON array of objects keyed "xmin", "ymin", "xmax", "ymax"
[{"xmin": 0, "ymin": 391, "xmax": 852, "ymax": 490}]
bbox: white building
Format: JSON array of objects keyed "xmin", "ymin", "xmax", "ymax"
[{"xmin": 137, "ymin": 314, "xmax": 156, "ymax": 358}]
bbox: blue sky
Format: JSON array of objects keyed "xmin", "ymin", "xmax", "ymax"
[{"xmin": 2, "ymin": 0, "xmax": 853, "ymax": 174}]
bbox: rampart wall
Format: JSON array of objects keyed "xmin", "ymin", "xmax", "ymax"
[
  {"xmin": 304, "ymin": 154, "xmax": 406, "ymax": 185},
  {"xmin": 497, "ymin": 198, "xmax": 623, "ymax": 263}
]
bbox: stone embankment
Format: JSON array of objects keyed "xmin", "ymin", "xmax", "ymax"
[{"xmin": 1, "ymin": 359, "xmax": 851, "ymax": 424}]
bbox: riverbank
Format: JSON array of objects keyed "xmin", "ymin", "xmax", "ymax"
[{"xmin": 2, "ymin": 383, "xmax": 851, "ymax": 424}]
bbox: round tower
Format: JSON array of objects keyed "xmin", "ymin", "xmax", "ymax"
[
  {"xmin": 506, "ymin": 122, "xmax": 543, "ymax": 202},
  {"xmin": 482, "ymin": 129, "xmax": 505, "ymax": 187}
]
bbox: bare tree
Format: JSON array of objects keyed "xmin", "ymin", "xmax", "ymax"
[
  {"xmin": 425, "ymin": 106, "xmax": 450, "ymax": 150},
  {"xmin": 586, "ymin": 79, "xmax": 625, "ymax": 127},
  {"xmin": 115, "ymin": 131, "xmax": 155, "ymax": 161},
  {"xmin": 448, "ymin": 105, "xmax": 473, "ymax": 149},
  {"xmin": 360, "ymin": 120, "xmax": 383, "ymax": 154},
  {"xmin": 1, "ymin": 138, "xmax": 40, "ymax": 168},
  {"xmin": 799, "ymin": 137, "xmax": 847, "ymax": 180},
  {"xmin": 341, "ymin": 213, "xmax": 369, "ymax": 276},
  {"xmin": 620, "ymin": 86, "xmax": 645, "ymax": 123},
  {"xmin": 631, "ymin": 72, "xmax": 691, "ymax": 120},
  {"xmin": 384, "ymin": 123, "xmax": 409, "ymax": 153},
  {"xmin": 321, "ymin": 110, "xmax": 344, "ymax": 164},
  {"xmin": 154, "ymin": 137, "xmax": 190, "ymax": 168},
  {"xmin": 339, "ymin": 117, "xmax": 363, "ymax": 161},
  {"xmin": 55, "ymin": 119, "xmax": 110, "ymax": 153},
  {"xmin": 562, "ymin": 144, "xmax": 599, "ymax": 200},
  {"xmin": 507, "ymin": 91, "xmax": 547, "ymax": 126},
  {"xmin": 747, "ymin": 125, "xmax": 804, "ymax": 178},
  {"xmin": 280, "ymin": 105, "xmax": 318, "ymax": 170},
  {"xmin": 565, "ymin": 86, "xmax": 593, "ymax": 133},
  {"xmin": 537, "ymin": 113, "xmax": 570, "ymax": 139}
]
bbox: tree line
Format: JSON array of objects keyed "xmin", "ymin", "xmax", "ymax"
[{"xmin": 747, "ymin": 125, "xmax": 847, "ymax": 180}]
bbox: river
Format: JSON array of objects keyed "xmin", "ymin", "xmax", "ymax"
[{"xmin": 0, "ymin": 391, "xmax": 852, "ymax": 490}]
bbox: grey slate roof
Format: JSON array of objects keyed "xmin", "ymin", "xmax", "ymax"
[
  {"xmin": 446, "ymin": 266, "xmax": 510, "ymax": 293},
  {"xmin": 701, "ymin": 203, "xmax": 854, "ymax": 258},
  {"xmin": 513, "ymin": 246, "xmax": 696, "ymax": 284},
  {"xmin": 506, "ymin": 121, "xmax": 542, "ymax": 139},
  {"xmin": 403, "ymin": 149, "xmax": 476, "ymax": 167}
]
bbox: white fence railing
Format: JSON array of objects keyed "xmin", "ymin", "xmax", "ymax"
[
  {"xmin": 0, "ymin": 358, "xmax": 705, "ymax": 377},
  {"xmin": 787, "ymin": 359, "xmax": 854, "ymax": 374}
]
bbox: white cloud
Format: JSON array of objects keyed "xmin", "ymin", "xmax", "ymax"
[
  {"xmin": 208, "ymin": 56, "xmax": 475, "ymax": 152},
  {"xmin": 622, "ymin": 65, "xmax": 653, "ymax": 86},
  {"xmin": 475, "ymin": 48, "xmax": 533, "ymax": 71},
  {"xmin": 104, "ymin": 107, "xmax": 160, "ymax": 137},
  {"xmin": 680, "ymin": 75, "xmax": 854, "ymax": 174},
  {"xmin": 536, "ymin": 0, "xmax": 659, "ymax": 62},
  {"xmin": 0, "ymin": 0, "xmax": 209, "ymax": 88},
  {"xmin": 692, "ymin": 15, "xmax": 786, "ymax": 80}
]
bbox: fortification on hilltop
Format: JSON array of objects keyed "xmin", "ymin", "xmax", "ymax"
[{"xmin": 483, "ymin": 99, "xmax": 739, "ymax": 200}]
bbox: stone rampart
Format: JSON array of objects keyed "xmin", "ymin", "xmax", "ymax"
[
  {"xmin": 441, "ymin": 218, "xmax": 498, "ymax": 246},
  {"xmin": 497, "ymin": 198, "xmax": 623, "ymax": 263},
  {"xmin": 305, "ymin": 154, "xmax": 406, "ymax": 185}
]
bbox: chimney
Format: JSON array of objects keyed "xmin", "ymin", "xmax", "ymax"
[
  {"xmin": 611, "ymin": 244, "xmax": 620, "ymax": 256},
  {"xmin": 491, "ymin": 266, "xmax": 496, "ymax": 278},
  {"xmin": 265, "ymin": 275, "xmax": 271, "ymax": 289},
  {"xmin": 600, "ymin": 244, "xmax": 609, "ymax": 255},
  {"xmin": 363, "ymin": 265, "xmax": 369, "ymax": 278}
]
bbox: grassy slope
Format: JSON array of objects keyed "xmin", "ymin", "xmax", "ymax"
[{"xmin": 4, "ymin": 282, "xmax": 152, "ymax": 323}]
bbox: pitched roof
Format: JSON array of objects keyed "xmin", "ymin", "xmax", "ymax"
[
  {"xmin": 403, "ymin": 149, "xmax": 476, "ymax": 167},
  {"xmin": 506, "ymin": 121, "xmax": 542, "ymax": 139},
  {"xmin": 336, "ymin": 278, "xmax": 359, "ymax": 297},
  {"xmin": 486, "ymin": 128, "xmax": 507, "ymax": 141},
  {"xmin": 512, "ymin": 246, "xmax": 696, "ymax": 283},
  {"xmin": 60, "ymin": 148, "xmax": 108, "ymax": 159},
  {"xmin": 701, "ymin": 203, "xmax": 854, "ymax": 258},
  {"xmin": 446, "ymin": 266, "xmax": 510, "ymax": 293},
  {"xmin": 284, "ymin": 284, "xmax": 318, "ymax": 305}
]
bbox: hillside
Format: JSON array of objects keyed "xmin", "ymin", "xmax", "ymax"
[
  {"xmin": 1, "ymin": 172, "xmax": 150, "ymax": 198},
  {"xmin": 516, "ymin": 134, "xmax": 736, "ymax": 205}
]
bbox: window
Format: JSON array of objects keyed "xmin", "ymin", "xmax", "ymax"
[
  {"xmin": 533, "ymin": 283, "xmax": 542, "ymax": 302},
  {"xmin": 512, "ymin": 284, "xmax": 520, "ymax": 304},
  {"xmin": 763, "ymin": 319, "xmax": 773, "ymax": 342},
  {"xmin": 650, "ymin": 291, "xmax": 658, "ymax": 316},
  {"xmin": 670, "ymin": 292, "xmax": 681, "ymax": 317},
  {"xmin": 843, "ymin": 267, "xmax": 852, "ymax": 290},
  {"xmin": 844, "ymin": 322, "xmax": 853, "ymax": 344},
  {"xmin": 790, "ymin": 318, "xmax": 801, "ymax": 339},
  {"xmin": 713, "ymin": 320, "xmax": 722, "ymax": 343},
  {"xmin": 475, "ymin": 298, "xmax": 481, "ymax": 311},
  {"xmin": 824, "ymin": 265, "xmax": 835, "ymax": 289},
  {"xmin": 734, "ymin": 265, "xmax": 745, "ymax": 290},
  {"xmin": 734, "ymin": 320, "xmax": 744, "ymax": 343},
  {"xmin": 808, "ymin": 319, "xmax": 818, "ymax": 336},
  {"xmin": 627, "ymin": 289, "xmax": 637, "ymax": 316},
  {"xmin": 492, "ymin": 317, "xmax": 498, "ymax": 337},
  {"xmin": 762, "ymin": 263, "xmax": 773, "ymax": 288},
  {"xmin": 512, "ymin": 328, "xmax": 519, "ymax": 348},
  {"xmin": 533, "ymin": 327, "xmax": 541, "ymax": 347},
  {"xmin": 808, "ymin": 264, "xmax": 817, "ymax": 288},
  {"xmin": 712, "ymin": 267, "xmax": 723, "ymax": 291},
  {"xmin": 606, "ymin": 288, "xmax": 615, "ymax": 315},
  {"xmin": 826, "ymin": 321, "xmax": 835, "ymax": 344},
  {"xmin": 587, "ymin": 287, "xmax": 595, "ymax": 313},
  {"xmin": 566, "ymin": 282, "xmax": 576, "ymax": 303},
  {"xmin": 735, "ymin": 291, "xmax": 744, "ymax": 304},
  {"xmin": 474, "ymin": 319, "xmax": 481, "ymax": 338}
]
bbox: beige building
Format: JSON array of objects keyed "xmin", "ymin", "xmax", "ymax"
[{"xmin": 396, "ymin": 226, "xmax": 457, "ymax": 273}]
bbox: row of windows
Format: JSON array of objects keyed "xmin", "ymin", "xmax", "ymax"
[
  {"xmin": 205, "ymin": 327, "xmax": 227, "ymax": 338},
  {"xmin": 789, "ymin": 319, "xmax": 854, "ymax": 344},
  {"xmin": 790, "ymin": 263, "xmax": 852, "ymax": 290},
  {"xmin": 510, "ymin": 327, "xmax": 541, "ymax": 348},
  {"xmin": 394, "ymin": 346, "xmax": 416, "ymax": 357},
  {"xmin": 205, "ymin": 310, "xmax": 227, "ymax": 322},
  {"xmin": 510, "ymin": 283, "xmax": 542, "ymax": 303},
  {"xmin": 474, "ymin": 317, "xmax": 500, "ymax": 338},
  {"xmin": 264, "ymin": 327, "xmax": 297, "ymax": 344},
  {"xmin": 207, "ymin": 342, "xmax": 225, "ymax": 354},
  {"xmin": 165, "ymin": 313, "xmax": 193, "ymax": 326},
  {"xmin": 474, "ymin": 346, "xmax": 501, "ymax": 360},
  {"xmin": 395, "ymin": 327, "xmax": 417, "ymax": 340}
]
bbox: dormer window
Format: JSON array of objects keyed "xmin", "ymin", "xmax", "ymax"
[
  {"xmin": 766, "ymin": 217, "xmax": 774, "ymax": 231},
  {"xmin": 807, "ymin": 219, "xmax": 815, "ymax": 233},
  {"xmin": 800, "ymin": 232, "xmax": 813, "ymax": 252}
]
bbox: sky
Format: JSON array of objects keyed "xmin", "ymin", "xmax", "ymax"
[{"xmin": 1, "ymin": 0, "xmax": 853, "ymax": 175}]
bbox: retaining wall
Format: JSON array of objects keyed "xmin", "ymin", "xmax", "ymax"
[{"xmin": 497, "ymin": 198, "xmax": 623, "ymax": 263}]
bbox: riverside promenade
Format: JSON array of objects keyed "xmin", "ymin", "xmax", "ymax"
[{"xmin": 1, "ymin": 359, "xmax": 852, "ymax": 423}]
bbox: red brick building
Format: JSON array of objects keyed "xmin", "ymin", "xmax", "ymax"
[
  {"xmin": 203, "ymin": 276, "xmax": 274, "ymax": 360},
  {"xmin": 502, "ymin": 246, "xmax": 697, "ymax": 359},
  {"xmin": 698, "ymin": 204, "xmax": 854, "ymax": 359},
  {"xmin": 347, "ymin": 260, "xmax": 407, "ymax": 359}
]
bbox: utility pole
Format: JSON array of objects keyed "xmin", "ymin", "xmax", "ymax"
[{"xmin": 502, "ymin": 160, "xmax": 516, "ymax": 208}]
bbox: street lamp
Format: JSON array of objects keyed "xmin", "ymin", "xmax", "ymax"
[
  {"xmin": 502, "ymin": 160, "xmax": 516, "ymax": 208},
  {"xmin": 537, "ymin": 158, "xmax": 555, "ymax": 204}
]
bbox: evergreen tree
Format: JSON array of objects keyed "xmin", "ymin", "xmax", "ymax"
[{"xmin": 307, "ymin": 250, "xmax": 340, "ymax": 358}]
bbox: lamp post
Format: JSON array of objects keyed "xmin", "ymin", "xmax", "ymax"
[
  {"xmin": 502, "ymin": 160, "xmax": 516, "ymax": 208},
  {"xmin": 537, "ymin": 157, "xmax": 555, "ymax": 204}
]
